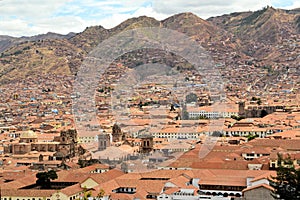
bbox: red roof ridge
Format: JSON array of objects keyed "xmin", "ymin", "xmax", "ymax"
[{"xmin": 242, "ymin": 183, "xmax": 274, "ymax": 192}]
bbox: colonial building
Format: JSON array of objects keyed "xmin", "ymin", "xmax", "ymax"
[
  {"xmin": 138, "ymin": 134, "xmax": 154, "ymax": 153},
  {"xmin": 98, "ymin": 133, "xmax": 111, "ymax": 151},
  {"xmin": 112, "ymin": 123, "xmax": 124, "ymax": 142},
  {"xmin": 238, "ymin": 102, "xmax": 285, "ymax": 118},
  {"xmin": 4, "ymin": 129, "xmax": 82, "ymax": 160}
]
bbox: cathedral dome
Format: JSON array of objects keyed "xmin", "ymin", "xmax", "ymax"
[{"xmin": 20, "ymin": 130, "xmax": 37, "ymax": 138}]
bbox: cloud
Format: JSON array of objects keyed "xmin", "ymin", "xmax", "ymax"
[
  {"xmin": 97, "ymin": 6, "xmax": 168, "ymax": 29},
  {"xmin": 0, "ymin": 0, "xmax": 298, "ymax": 37},
  {"xmin": 271, "ymin": 0, "xmax": 294, "ymax": 8},
  {"xmin": 0, "ymin": 0, "xmax": 71, "ymax": 19},
  {"xmin": 0, "ymin": 0, "xmax": 152, "ymax": 36},
  {"xmin": 0, "ymin": 0, "xmax": 74, "ymax": 36},
  {"xmin": 152, "ymin": 0, "xmax": 273, "ymax": 19},
  {"xmin": 0, "ymin": 18, "xmax": 30, "ymax": 36},
  {"xmin": 277, "ymin": 0, "xmax": 300, "ymax": 9}
]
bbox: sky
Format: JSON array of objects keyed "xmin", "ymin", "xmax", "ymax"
[{"xmin": 0, "ymin": 0, "xmax": 299, "ymax": 37}]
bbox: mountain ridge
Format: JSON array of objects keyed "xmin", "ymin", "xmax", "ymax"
[
  {"xmin": 0, "ymin": 7, "xmax": 299, "ymax": 83},
  {"xmin": 0, "ymin": 32, "xmax": 76, "ymax": 53}
]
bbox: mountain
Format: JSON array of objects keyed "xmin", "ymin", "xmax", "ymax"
[
  {"xmin": 0, "ymin": 35, "xmax": 14, "ymax": 53},
  {"xmin": 208, "ymin": 7, "xmax": 300, "ymax": 64},
  {"xmin": 0, "ymin": 32, "xmax": 76, "ymax": 53},
  {"xmin": 0, "ymin": 38, "xmax": 84, "ymax": 83},
  {"xmin": 69, "ymin": 16, "xmax": 161, "ymax": 52},
  {"xmin": 296, "ymin": 15, "xmax": 300, "ymax": 32},
  {"xmin": 0, "ymin": 7, "xmax": 299, "ymax": 83},
  {"xmin": 209, "ymin": 6, "xmax": 299, "ymax": 43},
  {"xmin": 162, "ymin": 12, "xmax": 221, "ymax": 41},
  {"xmin": 111, "ymin": 15, "xmax": 161, "ymax": 32},
  {"xmin": 69, "ymin": 25, "xmax": 110, "ymax": 53}
]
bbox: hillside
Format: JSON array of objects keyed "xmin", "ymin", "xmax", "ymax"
[
  {"xmin": 0, "ymin": 32, "xmax": 76, "ymax": 53},
  {"xmin": 0, "ymin": 7, "xmax": 299, "ymax": 84},
  {"xmin": 0, "ymin": 39, "xmax": 84, "ymax": 83},
  {"xmin": 69, "ymin": 16, "xmax": 161, "ymax": 53},
  {"xmin": 162, "ymin": 12, "xmax": 221, "ymax": 41},
  {"xmin": 208, "ymin": 6, "xmax": 300, "ymax": 67},
  {"xmin": 208, "ymin": 7, "xmax": 299, "ymax": 43}
]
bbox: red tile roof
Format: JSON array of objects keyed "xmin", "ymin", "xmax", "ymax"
[{"xmin": 242, "ymin": 183, "xmax": 274, "ymax": 193}]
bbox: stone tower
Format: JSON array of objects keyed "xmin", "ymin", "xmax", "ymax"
[{"xmin": 238, "ymin": 101, "xmax": 245, "ymax": 117}]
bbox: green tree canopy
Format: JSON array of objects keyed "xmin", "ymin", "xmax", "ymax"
[
  {"xmin": 185, "ymin": 93, "xmax": 198, "ymax": 103},
  {"xmin": 36, "ymin": 170, "xmax": 58, "ymax": 189},
  {"xmin": 97, "ymin": 188, "xmax": 105, "ymax": 198},
  {"xmin": 269, "ymin": 155, "xmax": 300, "ymax": 199}
]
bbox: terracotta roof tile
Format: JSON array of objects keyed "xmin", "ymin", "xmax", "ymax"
[{"xmin": 242, "ymin": 183, "xmax": 274, "ymax": 193}]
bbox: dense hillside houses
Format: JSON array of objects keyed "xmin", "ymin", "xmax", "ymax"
[{"xmin": 0, "ymin": 6, "xmax": 299, "ymax": 200}]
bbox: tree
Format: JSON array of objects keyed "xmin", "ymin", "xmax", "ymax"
[
  {"xmin": 36, "ymin": 170, "xmax": 58, "ymax": 189},
  {"xmin": 82, "ymin": 191, "xmax": 91, "ymax": 200},
  {"xmin": 257, "ymin": 99, "xmax": 262, "ymax": 105},
  {"xmin": 198, "ymin": 115, "xmax": 208, "ymax": 120},
  {"xmin": 97, "ymin": 188, "xmax": 105, "ymax": 199},
  {"xmin": 251, "ymin": 96, "xmax": 258, "ymax": 101},
  {"xmin": 251, "ymin": 97, "xmax": 262, "ymax": 105},
  {"xmin": 247, "ymin": 134, "xmax": 257, "ymax": 141},
  {"xmin": 231, "ymin": 115, "xmax": 245, "ymax": 121},
  {"xmin": 79, "ymin": 186, "xmax": 92, "ymax": 200},
  {"xmin": 261, "ymin": 110, "xmax": 268, "ymax": 118},
  {"xmin": 269, "ymin": 155, "xmax": 300, "ymax": 199},
  {"xmin": 185, "ymin": 93, "xmax": 198, "ymax": 103},
  {"xmin": 182, "ymin": 110, "xmax": 189, "ymax": 120}
]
